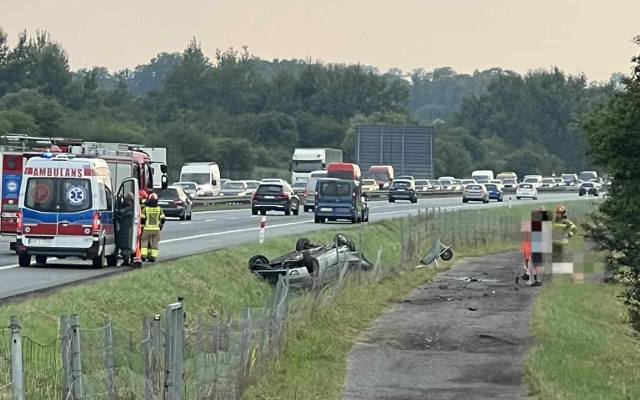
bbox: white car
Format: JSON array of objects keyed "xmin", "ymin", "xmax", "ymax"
[
  {"xmin": 361, "ymin": 179, "xmax": 379, "ymax": 193},
  {"xmin": 540, "ymin": 177, "xmax": 556, "ymax": 188},
  {"xmin": 516, "ymin": 183, "xmax": 538, "ymax": 200}
]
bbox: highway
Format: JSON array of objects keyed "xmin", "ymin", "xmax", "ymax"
[{"xmin": 0, "ymin": 192, "xmax": 583, "ymax": 301}]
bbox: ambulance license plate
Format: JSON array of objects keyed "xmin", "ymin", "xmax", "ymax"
[{"xmin": 27, "ymin": 238, "xmax": 52, "ymax": 246}]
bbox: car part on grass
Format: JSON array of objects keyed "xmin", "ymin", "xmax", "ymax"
[
  {"xmin": 249, "ymin": 233, "xmax": 373, "ymax": 285},
  {"xmin": 419, "ymin": 239, "xmax": 454, "ymax": 267}
]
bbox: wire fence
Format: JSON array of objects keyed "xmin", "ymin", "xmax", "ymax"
[{"xmin": 0, "ymin": 201, "xmax": 599, "ymax": 400}]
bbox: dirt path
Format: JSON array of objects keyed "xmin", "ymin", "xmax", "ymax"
[{"xmin": 343, "ymin": 252, "xmax": 538, "ymax": 400}]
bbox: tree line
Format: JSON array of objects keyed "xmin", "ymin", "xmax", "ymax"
[{"xmin": 0, "ymin": 27, "xmax": 616, "ymax": 180}]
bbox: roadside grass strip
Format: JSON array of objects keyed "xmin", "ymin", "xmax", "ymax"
[{"xmin": 526, "ymin": 234, "xmax": 640, "ymax": 400}]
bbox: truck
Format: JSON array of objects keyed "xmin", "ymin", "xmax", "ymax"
[
  {"xmin": 355, "ymin": 125, "xmax": 435, "ymax": 179},
  {"xmin": 290, "ymin": 148, "xmax": 343, "ymax": 185}
]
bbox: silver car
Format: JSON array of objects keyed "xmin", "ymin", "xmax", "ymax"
[
  {"xmin": 303, "ymin": 170, "xmax": 328, "ymax": 212},
  {"xmin": 462, "ymin": 184, "xmax": 489, "ymax": 203}
]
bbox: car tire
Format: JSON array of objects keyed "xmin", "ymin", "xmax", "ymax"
[
  {"xmin": 179, "ymin": 210, "xmax": 186, "ymax": 221},
  {"xmin": 320, "ymin": 217, "xmax": 326, "ymax": 224},
  {"xmin": 285, "ymin": 206, "xmax": 291, "ymax": 216},
  {"xmin": 187, "ymin": 210, "xmax": 192, "ymax": 220},
  {"xmin": 516, "ymin": 196, "xmax": 521, "ymax": 200},
  {"xmin": 252, "ymin": 207, "xmax": 258, "ymax": 216},
  {"xmin": 389, "ymin": 198, "xmax": 395, "ymax": 203},
  {"xmin": 463, "ymin": 198, "xmax": 468, "ymax": 203},
  {"xmin": 534, "ymin": 196, "xmax": 538, "ymax": 200},
  {"xmin": 35, "ymin": 255, "xmax": 47, "ymax": 265},
  {"xmin": 483, "ymin": 199, "xmax": 489, "ymax": 203},
  {"xmin": 498, "ymin": 197, "xmax": 503, "ymax": 202},
  {"xmin": 314, "ymin": 216, "xmax": 320, "ymax": 223},
  {"xmin": 107, "ymin": 251, "xmax": 119, "ymax": 267},
  {"xmin": 18, "ymin": 254, "xmax": 31, "ymax": 267},
  {"xmin": 260, "ymin": 209, "xmax": 266, "ymax": 215},
  {"xmin": 92, "ymin": 242, "xmax": 106, "ymax": 269},
  {"xmin": 293, "ymin": 201, "xmax": 299, "ymax": 216},
  {"xmin": 296, "ymin": 238, "xmax": 312, "ymax": 251},
  {"xmin": 411, "ymin": 196, "xmax": 418, "ymax": 203},
  {"xmin": 248, "ymin": 255, "xmax": 270, "ymax": 271},
  {"xmin": 440, "ymin": 249, "xmax": 454, "ymax": 261},
  {"xmin": 351, "ymin": 215, "xmax": 358, "ymax": 224},
  {"xmin": 304, "ymin": 206, "xmax": 310, "ymax": 213}
]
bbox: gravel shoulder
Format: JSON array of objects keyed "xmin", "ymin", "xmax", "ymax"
[{"xmin": 343, "ymin": 251, "xmax": 537, "ymax": 400}]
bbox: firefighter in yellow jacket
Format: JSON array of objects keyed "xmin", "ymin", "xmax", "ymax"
[
  {"xmin": 141, "ymin": 192, "xmax": 165, "ymax": 262},
  {"xmin": 552, "ymin": 205, "xmax": 578, "ymax": 265}
]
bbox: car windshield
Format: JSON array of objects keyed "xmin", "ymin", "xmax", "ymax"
[
  {"xmin": 416, "ymin": 180, "xmax": 429, "ymax": 185},
  {"xmin": 542, "ymin": 179, "xmax": 554, "ymax": 183},
  {"xmin": 362, "ymin": 179, "xmax": 376, "ymax": 185},
  {"xmin": 485, "ymin": 184, "xmax": 498, "ymax": 190},
  {"xmin": 582, "ymin": 183, "xmax": 594, "ymax": 187},
  {"xmin": 25, "ymin": 178, "xmax": 92, "ymax": 213},
  {"xmin": 439, "ymin": 180, "xmax": 452, "ymax": 185},
  {"xmin": 291, "ymin": 160, "xmax": 323, "ymax": 173},
  {"xmin": 392, "ymin": 181, "xmax": 411, "ymax": 189},
  {"xmin": 466, "ymin": 185, "xmax": 482, "ymax": 190},
  {"xmin": 181, "ymin": 173, "xmax": 210, "ymax": 185},
  {"xmin": 318, "ymin": 181, "xmax": 353, "ymax": 200},
  {"xmin": 524, "ymin": 178, "xmax": 538, "ymax": 183},
  {"xmin": 256, "ymin": 184, "xmax": 283, "ymax": 194},
  {"xmin": 245, "ymin": 181, "xmax": 260, "ymax": 189},
  {"xmin": 520, "ymin": 184, "xmax": 533, "ymax": 189},
  {"xmin": 223, "ymin": 182, "xmax": 245, "ymax": 190},
  {"xmin": 504, "ymin": 179, "xmax": 516, "ymax": 184},
  {"xmin": 156, "ymin": 188, "xmax": 179, "ymax": 199}
]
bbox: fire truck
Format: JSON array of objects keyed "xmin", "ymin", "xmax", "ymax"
[{"xmin": 0, "ymin": 136, "xmax": 167, "ymax": 251}]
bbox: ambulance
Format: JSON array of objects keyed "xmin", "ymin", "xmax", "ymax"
[{"xmin": 15, "ymin": 153, "xmax": 141, "ymax": 268}]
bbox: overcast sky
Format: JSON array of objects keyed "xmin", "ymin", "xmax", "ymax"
[{"xmin": 1, "ymin": 0, "xmax": 638, "ymax": 81}]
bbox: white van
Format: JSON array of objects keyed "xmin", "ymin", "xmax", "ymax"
[
  {"xmin": 471, "ymin": 170, "xmax": 494, "ymax": 182},
  {"xmin": 303, "ymin": 170, "xmax": 328, "ymax": 212},
  {"xmin": 179, "ymin": 162, "xmax": 221, "ymax": 197},
  {"xmin": 16, "ymin": 154, "xmax": 140, "ymax": 268},
  {"xmin": 523, "ymin": 175, "xmax": 543, "ymax": 188}
]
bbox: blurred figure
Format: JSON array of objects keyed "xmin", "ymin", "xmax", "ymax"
[
  {"xmin": 552, "ymin": 205, "xmax": 578, "ymax": 273},
  {"xmin": 141, "ymin": 193, "xmax": 165, "ymax": 262}
]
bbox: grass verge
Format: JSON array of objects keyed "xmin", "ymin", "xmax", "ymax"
[{"xmin": 526, "ymin": 226, "xmax": 640, "ymax": 400}]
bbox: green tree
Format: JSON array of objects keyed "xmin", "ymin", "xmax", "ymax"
[{"xmin": 583, "ymin": 39, "xmax": 640, "ymax": 321}]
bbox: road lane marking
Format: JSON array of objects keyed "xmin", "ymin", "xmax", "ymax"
[
  {"xmin": 205, "ymin": 219, "xmax": 216, "ymax": 222},
  {"xmin": 160, "ymin": 220, "xmax": 312, "ymax": 244},
  {"xmin": 0, "ymin": 264, "xmax": 18, "ymax": 270}
]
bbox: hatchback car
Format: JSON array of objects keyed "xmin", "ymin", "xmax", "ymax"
[
  {"xmin": 361, "ymin": 179, "xmax": 378, "ymax": 193},
  {"xmin": 579, "ymin": 182, "xmax": 599, "ymax": 196},
  {"xmin": 516, "ymin": 183, "xmax": 538, "ymax": 200},
  {"xmin": 156, "ymin": 186, "xmax": 193, "ymax": 220},
  {"xmin": 415, "ymin": 179, "xmax": 431, "ymax": 192},
  {"xmin": 502, "ymin": 178, "xmax": 518, "ymax": 190},
  {"xmin": 540, "ymin": 178, "xmax": 556, "ymax": 188},
  {"xmin": 484, "ymin": 183, "xmax": 503, "ymax": 202},
  {"xmin": 389, "ymin": 179, "xmax": 417, "ymax": 203},
  {"xmin": 462, "ymin": 184, "xmax": 489, "ymax": 203},
  {"xmin": 252, "ymin": 183, "xmax": 300, "ymax": 215},
  {"xmin": 244, "ymin": 180, "xmax": 261, "ymax": 195}
]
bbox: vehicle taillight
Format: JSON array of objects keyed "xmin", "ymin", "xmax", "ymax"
[
  {"xmin": 92, "ymin": 212, "xmax": 101, "ymax": 235},
  {"xmin": 173, "ymin": 200, "xmax": 184, "ymax": 206},
  {"xmin": 16, "ymin": 210, "xmax": 23, "ymax": 234},
  {"xmin": 303, "ymin": 189, "xmax": 308, "ymax": 199},
  {"xmin": 277, "ymin": 193, "xmax": 289, "ymax": 200}
]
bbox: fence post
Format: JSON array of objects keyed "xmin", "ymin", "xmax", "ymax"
[
  {"xmin": 164, "ymin": 302, "xmax": 184, "ymax": 400},
  {"xmin": 10, "ymin": 316, "xmax": 24, "ymax": 400},
  {"xmin": 145, "ymin": 316, "xmax": 162, "ymax": 400},
  {"xmin": 70, "ymin": 314, "xmax": 83, "ymax": 400},
  {"xmin": 60, "ymin": 315, "xmax": 72, "ymax": 397},
  {"xmin": 104, "ymin": 319, "xmax": 116, "ymax": 400}
]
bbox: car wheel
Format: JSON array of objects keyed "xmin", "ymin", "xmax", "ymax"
[
  {"xmin": 284, "ymin": 206, "xmax": 291, "ymax": 216},
  {"xmin": 248, "ymin": 255, "xmax": 270, "ymax": 271},
  {"xmin": 411, "ymin": 196, "xmax": 417, "ymax": 203},
  {"xmin": 293, "ymin": 201, "xmax": 299, "ymax": 216},
  {"xmin": 483, "ymin": 199, "xmax": 489, "ymax": 203},
  {"xmin": 516, "ymin": 196, "xmax": 521, "ymax": 200},
  {"xmin": 389, "ymin": 197, "xmax": 395, "ymax": 203},
  {"xmin": 304, "ymin": 206, "xmax": 310, "ymax": 213},
  {"xmin": 260, "ymin": 209, "xmax": 266, "ymax": 216},
  {"xmin": 462, "ymin": 198, "xmax": 468, "ymax": 203},
  {"xmin": 252, "ymin": 207, "xmax": 258, "ymax": 216},
  {"xmin": 179, "ymin": 210, "xmax": 186, "ymax": 221},
  {"xmin": 314, "ymin": 216, "xmax": 320, "ymax": 223},
  {"xmin": 187, "ymin": 210, "xmax": 192, "ymax": 220},
  {"xmin": 498, "ymin": 197, "xmax": 503, "ymax": 202},
  {"xmin": 351, "ymin": 215, "xmax": 358, "ymax": 224},
  {"xmin": 107, "ymin": 250, "xmax": 119, "ymax": 267},
  {"xmin": 296, "ymin": 238, "xmax": 312, "ymax": 251},
  {"xmin": 35, "ymin": 255, "xmax": 47, "ymax": 265},
  {"xmin": 92, "ymin": 242, "xmax": 106, "ymax": 269},
  {"xmin": 320, "ymin": 217, "xmax": 326, "ymax": 224},
  {"xmin": 18, "ymin": 254, "xmax": 31, "ymax": 267}
]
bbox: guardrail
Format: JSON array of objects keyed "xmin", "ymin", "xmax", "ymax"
[{"xmin": 191, "ymin": 186, "xmax": 582, "ymax": 208}]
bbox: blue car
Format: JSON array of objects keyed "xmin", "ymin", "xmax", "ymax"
[{"xmin": 484, "ymin": 183, "xmax": 503, "ymax": 202}]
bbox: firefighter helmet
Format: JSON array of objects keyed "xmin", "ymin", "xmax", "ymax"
[{"xmin": 555, "ymin": 205, "xmax": 567, "ymax": 216}]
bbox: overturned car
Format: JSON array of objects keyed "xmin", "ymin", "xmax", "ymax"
[{"xmin": 249, "ymin": 234, "xmax": 373, "ymax": 286}]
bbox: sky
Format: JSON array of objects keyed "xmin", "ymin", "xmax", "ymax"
[{"xmin": 0, "ymin": 0, "xmax": 638, "ymax": 81}]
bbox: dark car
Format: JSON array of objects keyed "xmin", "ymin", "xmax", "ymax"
[
  {"xmin": 579, "ymin": 182, "xmax": 599, "ymax": 197},
  {"xmin": 314, "ymin": 179, "xmax": 369, "ymax": 224},
  {"xmin": 484, "ymin": 183, "xmax": 504, "ymax": 202},
  {"xmin": 252, "ymin": 182, "xmax": 300, "ymax": 216},
  {"xmin": 388, "ymin": 179, "xmax": 417, "ymax": 203},
  {"xmin": 156, "ymin": 186, "xmax": 193, "ymax": 220}
]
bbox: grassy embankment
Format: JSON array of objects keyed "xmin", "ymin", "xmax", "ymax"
[
  {"xmin": 526, "ymin": 231, "xmax": 640, "ymax": 400},
  {"xmin": 0, "ymin": 200, "xmax": 597, "ymax": 399}
]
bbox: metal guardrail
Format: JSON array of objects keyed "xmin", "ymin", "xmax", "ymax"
[{"xmin": 191, "ymin": 186, "xmax": 582, "ymax": 208}]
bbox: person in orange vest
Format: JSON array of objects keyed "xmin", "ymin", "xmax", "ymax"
[
  {"xmin": 519, "ymin": 231, "xmax": 532, "ymax": 283},
  {"xmin": 132, "ymin": 190, "xmax": 148, "ymax": 266},
  {"xmin": 140, "ymin": 192, "xmax": 165, "ymax": 262}
]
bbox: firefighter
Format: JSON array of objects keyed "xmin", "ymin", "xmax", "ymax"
[
  {"xmin": 552, "ymin": 205, "xmax": 578, "ymax": 266},
  {"xmin": 140, "ymin": 192, "xmax": 165, "ymax": 262},
  {"xmin": 133, "ymin": 190, "xmax": 149, "ymax": 265}
]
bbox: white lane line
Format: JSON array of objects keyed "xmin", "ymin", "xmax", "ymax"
[
  {"xmin": 160, "ymin": 220, "xmax": 312, "ymax": 244},
  {"xmin": 193, "ymin": 209, "xmax": 249, "ymax": 215},
  {"xmin": 0, "ymin": 264, "xmax": 18, "ymax": 271},
  {"xmin": 205, "ymin": 219, "xmax": 216, "ymax": 222}
]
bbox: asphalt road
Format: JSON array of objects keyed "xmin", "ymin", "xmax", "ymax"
[{"xmin": 0, "ymin": 193, "xmax": 582, "ymax": 300}]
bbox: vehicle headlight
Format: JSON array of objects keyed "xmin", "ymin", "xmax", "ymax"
[{"xmin": 289, "ymin": 270, "xmax": 299, "ymax": 276}]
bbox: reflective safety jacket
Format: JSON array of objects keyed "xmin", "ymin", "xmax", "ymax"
[
  {"xmin": 553, "ymin": 218, "xmax": 577, "ymax": 244},
  {"xmin": 142, "ymin": 206, "xmax": 165, "ymax": 231}
]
